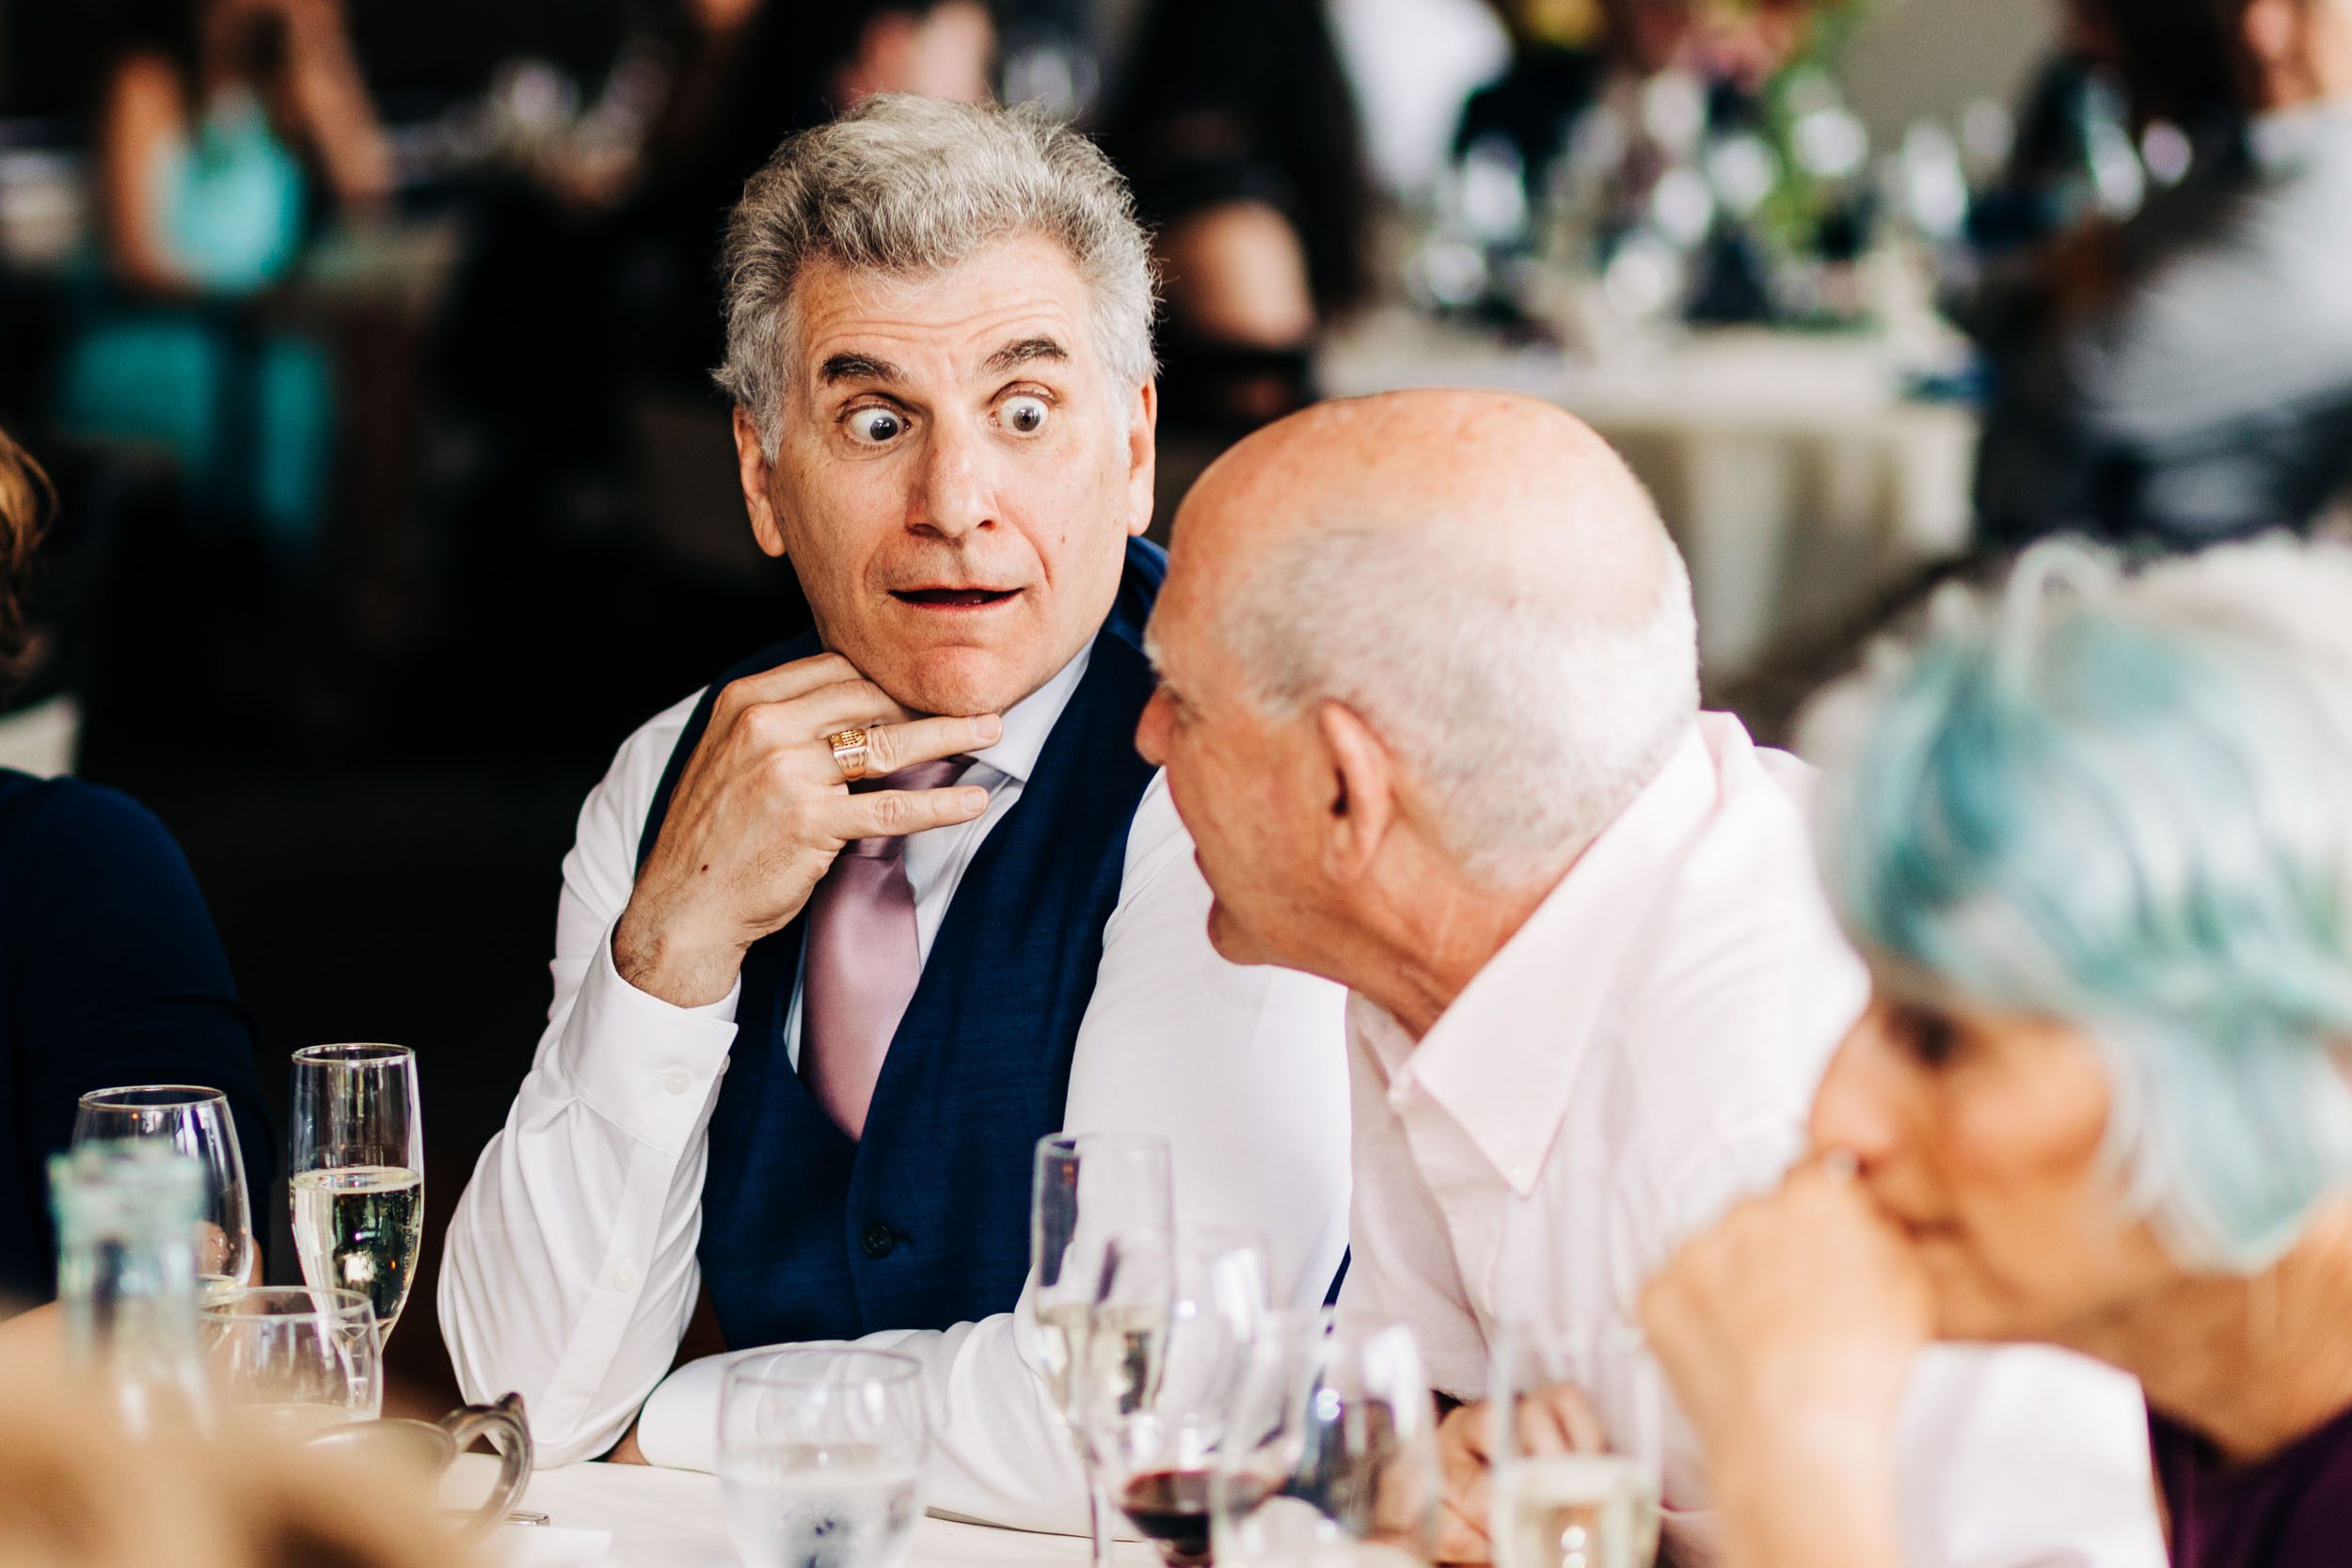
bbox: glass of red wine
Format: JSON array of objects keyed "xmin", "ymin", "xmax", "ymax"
[{"xmin": 1081, "ymin": 1227, "xmax": 1271, "ymax": 1568}]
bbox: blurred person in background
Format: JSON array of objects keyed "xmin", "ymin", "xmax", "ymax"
[
  {"xmin": 52, "ymin": 0, "xmax": 390, "ymax": 551},
  {"xmin": 1645, "ymin": 539, "xmax": 2352, "ymax": 1568},
  {"xmin": 439, "ymin": 96, "xmax": 1351, "ymax": 1523},
  {"xmin": 1136, "ymin": 389, "xmax": 2163, "ymax": 1568},
  {"xmin": 0, "ymin": 427, "xmax": 272, "ymax": 1314},
  {"xmin": 1969, "ymin": 0, "xmax": 2352, "ymax": 550},
  {"xmin": 1098, "ymin": 0, "xmax": 1375, "ymax": 428}
]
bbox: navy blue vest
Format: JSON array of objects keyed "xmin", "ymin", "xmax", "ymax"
[{"xmin": 637, "ymin": 539, "xmax": 1166, "ymax": 1350}]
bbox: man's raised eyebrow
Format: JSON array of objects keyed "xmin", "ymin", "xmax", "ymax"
[
  {"xmin": 820, "ymin": 352, "xmax": 905, "ymax": 385},
  {"xmin": 983, "ymin": 337, "xmax": 1070, "ymax": 374}
]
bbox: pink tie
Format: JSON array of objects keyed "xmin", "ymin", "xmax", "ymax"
[{"xmin": 801, "ymin": 758, "xmax": 972, "ymax": 1140}]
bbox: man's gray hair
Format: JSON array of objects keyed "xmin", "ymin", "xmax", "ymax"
[
  {"xmin": 1217, "ymin": 520, "xmax": 1700, "ymax": 886},
  {"xmin": 714, "ymin": 94, "xmax": 1157, "ymax": 454}
]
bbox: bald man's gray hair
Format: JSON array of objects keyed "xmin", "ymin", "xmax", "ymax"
[
  {"xmin": 1219, "ymin": 520, "xmax": 1701, "ymax": 885},
  {"xmin": 714, "ymin": 94, "xmax": 1157, "ymax": 455}
]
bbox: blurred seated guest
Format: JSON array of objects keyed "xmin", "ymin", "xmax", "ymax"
[
  {"xmin": 1968, "ymin": 0, "xmax": 2137, "ymax": 255},
  {"xmin": 1971, "ymin": 0, "xmax": 2352, "ymax": 550},
  {"xmin": 438, "ymin": 97, "xmax": 1351, "ymax": 1519},
  {"xmin": 0, "ymin": 429, "xmax": 272, "ymax": 1313},
  {"xmin": 54, "ymin": 0, "xmax": 389, "ymax": 550},
  {"xmin": 1098, "ymin": 0, "xmax": 1375, "ymax": 426},
  {"xmin": 1643, "ymin": 538, "xmax": 2352, "ymax": 1568},
  {"xmin": 1136, "ymin": 389, "xmax": 2165, "ymax": 1566}
]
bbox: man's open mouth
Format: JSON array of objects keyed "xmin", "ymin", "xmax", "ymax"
[{"xmin": 891, "ymin": 588, "xmax": 1022, "ymax": 608}]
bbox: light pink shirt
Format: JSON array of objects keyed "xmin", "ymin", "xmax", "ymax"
[{"xmin": 1341, "ymin": 714, "xmax": 2165, "ymax": 1568}]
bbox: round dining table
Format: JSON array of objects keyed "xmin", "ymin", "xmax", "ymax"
[{"xmin": 449, "ymin": 1453, "xmax": 1159, "ymax": 1568}]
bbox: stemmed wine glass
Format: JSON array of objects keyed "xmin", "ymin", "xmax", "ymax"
[
  {"xmin": 1084, "ymin": 1228, "xmax": 1271, "ymax": 1567},
  {"xmin": 1030, "ymin": 1132, "xmax": 1174, "ymax": 1568},
  {"xmin": 73, "ymin": 1085, "xmax": 256, "ymax": 1301},
  {"xmin": 200, "ymin": 1284, "xmax": 383, "ymax": 1436},
  {"xmin": 1487, "ymin": 1324, "xmax": 1663, "ymax": 1568},
  {"xmin": 288, "ymin": 1044, "xmax": 424, "ymax": 1343},
  {"xmin": 1211, "ymin": 1312, "xmax": 1443, "ymax": 1567}
]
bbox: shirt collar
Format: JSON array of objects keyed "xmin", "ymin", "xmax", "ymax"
[
  {"xmin": 1374, "ymin": 721, "xmax": 1722, "ymax": 1196},
  {"xmin": 962, "ymin": 643, "xmax": 1092, "ymax": 787}
]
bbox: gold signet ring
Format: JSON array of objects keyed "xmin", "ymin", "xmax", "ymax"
[{"xmin": 825, "ymin": 727, "xmax": 871, "ymax": 782}]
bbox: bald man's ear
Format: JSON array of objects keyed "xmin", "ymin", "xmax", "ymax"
[
  {"xmin": 1125, "ymin": 380, "xmax": 1158, "ymax": 539},
  {"xmin": 1316, "ymin": 700, "xmax": 1394, "ymax": 880},
  {"xmin": 734, "ymin": 405, "xmax": 788, "ymax": 559}
]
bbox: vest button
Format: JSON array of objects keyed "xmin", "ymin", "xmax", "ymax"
[{"xmin": 861, "ymin": 1221, "xmax": 897, "ymax": 1259}]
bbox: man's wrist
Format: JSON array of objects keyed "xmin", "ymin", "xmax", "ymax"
[{"xmin": 612, "ymin": 906, "xmax": 745, "ymax": 1009}]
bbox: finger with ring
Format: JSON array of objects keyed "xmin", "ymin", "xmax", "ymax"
[{"xmin": 825, "ymin": 727, "xmax": 871, "ymax": 782}]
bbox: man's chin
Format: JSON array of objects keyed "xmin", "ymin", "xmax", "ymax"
[
  {"xmin": 1204, "ymin": 901, "xmax": 1274, "ymax": 969},
  {"xmin": 868, "ymin": 647, "xmax": 1041, "ymax": 720}
]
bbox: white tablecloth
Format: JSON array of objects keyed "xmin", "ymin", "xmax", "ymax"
[
  {"xmin": 448, "ymin": 1455, "xmax": 1156, "ymax": 1568},
  {"xmin": 1316, "ymin": 310, "xmax": 1980, "ymax": 683}
]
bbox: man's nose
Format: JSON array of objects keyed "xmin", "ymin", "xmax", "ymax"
[{"xmin": 914, "ymin": 418, "xmax": 993, "ymax": 539}]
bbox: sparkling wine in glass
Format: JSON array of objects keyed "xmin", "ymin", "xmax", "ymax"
[
  {"xmin": 719, "ymin": 1348, "xmax": 929, "ymax": 1568},
  {"xmin": 1487, "ymin": 1325, "xmax": 1663, "ymax": 1568},
  {"xmin": 73, "ymin": 1085, "xmax": 256, "ymax": 1302},
  {"xmin": 1030, "ymin": 1132, "xmax": 1175, "ymax": 1568},
  {"xmin": 201, "ymin": 1284, "xmax": 383, "ymax": 1436},
  {"xmin": 1212, "ymin": 1312, "xmax": 1442, "ymax": 1568},
  {"xmin": 1087, "ymin": 1227, "xmax": 1271, "ymax": 1567},
  {"xmin": 288, "ymin": 1044, "xmax": 424, "ymax": 1340}
]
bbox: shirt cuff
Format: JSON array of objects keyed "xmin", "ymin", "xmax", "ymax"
[
  {"xmin": 554, "ymin": 924, "xmax": 742, "ymax": 1161},
  {"xmin": 635, "ymin": 1353, "xmax": 735, "ymax": 1472}
]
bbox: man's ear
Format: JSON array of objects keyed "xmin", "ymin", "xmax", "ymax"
[
  {"xmin": 1315, "ymin": 700, "xmax": 1395, "ymax": 880},
  {"xmin": 733, "ymin": 405, "xmax": 789, "ymax": 559},
  {"xmin": 1125, "ymin": 379, "xmax": 1159, "ymax": 540}
]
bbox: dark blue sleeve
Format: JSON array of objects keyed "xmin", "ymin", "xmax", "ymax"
[{"xmin": 3, "ymin": 780, "xmax": 274, "ymax": 1298}]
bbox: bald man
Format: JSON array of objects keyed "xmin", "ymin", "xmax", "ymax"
[{"xmin": 1136, "ymin": 391, "xmax": 2167, "ymax": 1568}]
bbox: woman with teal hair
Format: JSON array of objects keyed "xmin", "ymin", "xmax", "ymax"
[
  {"xmin": 56, "ymin": 0, "xmax": 389, "ymax": 547},
  {"xmin": 1642, "ymin": 537, "xmax": 2352, "ymax": 1568}
]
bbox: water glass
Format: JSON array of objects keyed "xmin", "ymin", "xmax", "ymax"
[
  {"xmin": 1211, "ymin": 1313, "xmax": 1440, "ymax": 1568},
  {"xmin": 1030, "ymin": 1132, "xmax": 1175, "ymax": 1567},
  {"xmin": 1487, "ymin": 1326, "xmax": 1662, "ymax": 1568},
  {"xmin": 288, "ymin": 1044, "xmax": 424, "ymax": 1341},
  {"xmin": 201, "ymin": 1285, "xmax": 383, "ymax": 1437},
  {"xmin": 72, "ymin": 1085, "xmax": 255, "ymax": 1300},
  {"xmin": 719, "ymin": 1349, "xmax": 930, "ymax": 1568}
]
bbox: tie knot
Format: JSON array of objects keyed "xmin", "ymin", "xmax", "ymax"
[{"xmin": 842, "ymin": 756, "xmax": 976, "ymax": 860}]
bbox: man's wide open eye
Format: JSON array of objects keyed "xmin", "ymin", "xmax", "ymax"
[
  {"xmin": 846, "ymin": 407, "xmax": 906, "ymax": 444},
  {"xmin": 996, "ymin": 395, "xmax": 1050, "ymax": 435}
]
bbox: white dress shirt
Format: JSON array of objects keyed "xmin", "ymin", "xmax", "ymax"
[
  {"xmin": 1340, "ymin": 713, "xmax": 2166, "ymax": 1568},
  {"xmin": 439, "ymin": 647, "xmax": 1354, "ymax": 1531}
]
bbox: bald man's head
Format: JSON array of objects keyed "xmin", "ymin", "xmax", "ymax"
[{"xmin": 1138, "ymin": 390, "xmax": 1699, "ymax": 969}]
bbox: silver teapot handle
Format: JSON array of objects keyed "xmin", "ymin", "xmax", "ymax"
[{"xmin": 438, "ymin": 1392, "xmax": 532, "ymax": 1532}]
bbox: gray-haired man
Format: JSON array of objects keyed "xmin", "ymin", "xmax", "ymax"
[{"xmin": 438, "ymin": 96, "xmax": 1350, "ymax": 1526}]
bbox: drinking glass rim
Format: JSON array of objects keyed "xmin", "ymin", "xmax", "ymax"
[
  {"xmin": 77, "ymin": 1084, "xmax": 230, "ymax": 1111},
  {"xmin": 293, "ymin": 1042, "xmax": 414, "ymax": 1065},
  {"xmin": 200, "ymin": 1284, "xmax": 376, "ymax": 1323},
  {"xmin": 1033, "ymin": 1131, "xmax": 1168, "ymax": 1161},
  {"xmin": 723, "ymin": 1348, "xmax": 925, "ymax": 1390}
]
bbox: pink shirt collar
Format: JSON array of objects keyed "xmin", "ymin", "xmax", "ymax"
[{"xmin": 1356, "ymin": 719, "xmax": 1727, "ymax": 1196}]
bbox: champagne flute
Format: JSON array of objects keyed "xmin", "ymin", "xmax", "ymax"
[
  {"xmin": 1085, "ymin": 1228, "xmax": 1271, "ymax": 1566},
  {"xmin": 1030, "ymin": 1132, "xmax": 1174, "ymax": 1568},
  {"xmin": 288, "ymin": 1044, "xmax": 424, "ymax": 1342},
  {"xmin": 1487, "ymin": 1325, "xmax": 1662, "ymax": 1568},
  {"xmin": 201, "ymin": 1284, "xmax": 383, "ymax": 1436},
  {"xmin": 1211, "ymin": 1312, "xmax": 1442, "ymax": 1568},
  {"xmin": 73, "ymin": 1085, "xmax": 256, "ymax": 1302},
  {"xmin": 719, "ymin": 1348, "xmax": 929, "ymax": 1568}
]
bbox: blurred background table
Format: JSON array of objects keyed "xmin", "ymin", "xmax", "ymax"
[
  {"xmin": 449, "ymin": 1454, "xmax": 1157, "ymax": 1568},
  {"xmin": 1318, "ymin": 309, "xmax": 1978, "ymax": 685}
]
